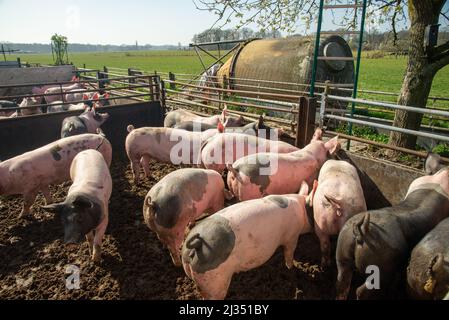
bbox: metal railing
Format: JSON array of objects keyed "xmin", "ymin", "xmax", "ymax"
[{"xmin": 0, "ymin": 73, "xmax": 163, "ymax": 117}]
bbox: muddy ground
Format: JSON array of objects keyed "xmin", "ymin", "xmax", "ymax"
[{"xmin": 0, "ymin": 159, "xmax": 404, "ymax": 300}]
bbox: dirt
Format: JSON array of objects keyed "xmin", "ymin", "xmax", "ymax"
[{"xmin": 0, "ymin": 159, "xmax": 398, "ymax": 300}]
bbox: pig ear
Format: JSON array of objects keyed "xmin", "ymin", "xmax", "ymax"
[
  {"xmin": 324, "ymin": 194, "xmax": 343, "ymax": 217},
  {"xmin": 104, "ymin": 92, "xmax": 110, "ymax": 99},
  {"xmin": 83, "ymin": 94, "xmax": 89, "ymax": 101},
  {"xmin": 217, "ymin": 121, "xmax": 224, "ymax": 133},
  {"xmin": 41, "ymin": 203, "xmax": 65, "ymax": 214},
  {"xmin": 325, "ymin": 136, "xmax": 341, "ymax": 155}
]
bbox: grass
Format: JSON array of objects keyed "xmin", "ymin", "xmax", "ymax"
[{"xmin": 17, "ymin": 51, "xmax": 449, "ymax": 102}]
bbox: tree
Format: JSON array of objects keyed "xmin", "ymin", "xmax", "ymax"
[
  {"xmin": 51, "ymin": 34, "xmax": 69, "ymax": 65},
  {"xmin": 193, "ymin": 0, "xmax": 449, "ymax": 150}
]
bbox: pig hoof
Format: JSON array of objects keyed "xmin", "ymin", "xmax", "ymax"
[{"xmin": 92, "ymin": 245, "xmax": 102, "ymax": 263}]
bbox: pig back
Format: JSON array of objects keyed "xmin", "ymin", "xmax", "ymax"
[
  {"xmin": 407, "ymin": 217, "xmax": 449, "ymax": 300},
  {"xmin": 146, "ymin": 169, "xmax": 222, "ymax": 229}
]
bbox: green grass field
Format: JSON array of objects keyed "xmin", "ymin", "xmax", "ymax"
[{"xmin": 17, "ymin": 50, "xmax": 449, "ymax": 105}]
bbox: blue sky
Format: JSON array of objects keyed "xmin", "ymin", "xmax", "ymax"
[{"xmin": 0, "ymin": 0, "xmax": 447, "ymax": 45}]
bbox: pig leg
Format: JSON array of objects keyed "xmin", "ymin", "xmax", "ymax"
[
  {"xmin": 195, "ymin": 271, "xmax": 233, "ymax": 300},
  {"xmin": 315, "ymin": 226, "xmax": 331, "ymax": 268},
  {"xmin": 167, "ymin": 238, "xmax": 182, "ymax": 267},
  {"xmin": 41, "ymin": 186, "xmax": 53, "ymax": 205},
  {"xmin": 141, "ymin": 154, "xmax": 151, "ymax": 178},
  {"xmin": 283, "ymin": 236, "xmax": 300, "ymax": 269},
  {"xmin": 19, "ymin": 191, "xmax": 38, "ymax": 218},
  {"xmin": 130, "ymin": 159, "xmax": 141, "ymax": 184},
  {"xmin": 86, "ymin": 231, "xmax": 94, "ymax": 256},
  {"xmin": 336, "ymin": 261, "xmax": 353, "ymax": 300},
  {"xmin": 92, "ymin": 216, "xmax": 108, "ymax": 262}
]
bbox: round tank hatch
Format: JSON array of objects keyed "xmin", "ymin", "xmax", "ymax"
[{"xmin": 324, "ymin": 41, "xmax": 347, "ymax": 72}]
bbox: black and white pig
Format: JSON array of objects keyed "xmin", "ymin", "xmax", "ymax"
[
  {"xmin": 406, "ymin": 217, "xmax": 449, "ymax": 300},
  {"xmin": 42, "ymin": 150, "xmax": 112, "ymax": 262},
  {"xmin": 61, "ymin": 108, "xmax": 109, "ymax": 138},
  {"xmin": 335, "ymin": 162, "xmax": 449, "ymax": 299}
]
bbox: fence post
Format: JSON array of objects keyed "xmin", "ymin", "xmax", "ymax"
[
  {"xmin": 128, "ymin": 68, "xmax": 135, "ymax": 85},
  {"xmin": 319, "ymin": 81, "xmax": 330, "ymax": 128},
  {"xmin": 169, "ymin": 72, "xmax": 176, "ymax": 90},
  {"xmin": 295, "ymin": 96, "xmax": 317, "ymax": 148},
  {"xmin": 149, "ymin": 76, "xmax": 154, "ymax": 102}
]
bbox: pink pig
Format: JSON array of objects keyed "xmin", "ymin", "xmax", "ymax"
[
  {"xmin": 310, "ymin": 160, "xmax": 367, "ymax": 268},
  {"xmin": 143, "ymin": 168, "xmax": 226, "ymax": 266},
  {"xmin": 226, "ymin": 128, "xmax": 339, "ymax": 201},
  {"xmin": 125, "ymin": 125, "xmax": 220, "ymax": 184},
  {"xmin": 181, "ymin": 182, "xmax": 312, "ymax": 300},
  {"xmin": 164, "ymin": 107, "xmax": 243, "ymax": 128},
  {"xmin": 42, "ymin": 150, "xmax": 112, "ymax": 262},
  {"xmin": 201, "ymin": 132, "xmax": 299, "ymax": 173},
  {"xmin": 0, "ymin": 133, "xmax": 112, "ymax": 218}
]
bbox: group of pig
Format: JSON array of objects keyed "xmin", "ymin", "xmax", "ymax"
[
  {"xmin": 1, "ymin": 105, "xmax": 448, "ymax": 300},
  {"xmin": 0, "ymin": 76, "xmax": 110, "ymax": 119}
]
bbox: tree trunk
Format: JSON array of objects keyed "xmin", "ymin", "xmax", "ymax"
[{"xmin": 389, "ymin": 0, "xmax": 445, "ymax": 149}]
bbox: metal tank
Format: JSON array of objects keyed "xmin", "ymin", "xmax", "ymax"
[{"xmin": 217, "ymin": 35, "xmax": 354, "ymax": 95}]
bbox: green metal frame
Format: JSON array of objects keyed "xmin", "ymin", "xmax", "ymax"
[
  {"xmin": 347, "ymin": 0, "xmax": 368, "ymax": 150},
  {"xmin": 309, "ymin": 0, "xmax": 368, "ymax": 150}
]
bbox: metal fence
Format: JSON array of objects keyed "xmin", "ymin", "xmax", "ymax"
[
  {"xmin": 8, "ymin": 65, "xmax": 445, "ymax": 162},
  {"xmin": 0, "ymin": 71, "xmax": 164, "ymax": 117}
]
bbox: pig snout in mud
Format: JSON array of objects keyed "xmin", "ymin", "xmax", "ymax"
[{"xmin": 42, "ymin": 150, "xmax": 112, "ymax": 262}]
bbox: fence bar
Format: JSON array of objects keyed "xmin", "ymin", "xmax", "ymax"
[
  {"xmin": 166, "ymin": 89, "xmax": 298, "ymax": 114},
  {"xmin": 325, "ymin": 114, "xmax": 449, "ymax": 142},
  {"xmin": 328, "ymin": 95, "xmax": 449, "ymax": 118},
  {"xmin": 326, "ymin": 130, "xmax": 449, "ymax": 163}
]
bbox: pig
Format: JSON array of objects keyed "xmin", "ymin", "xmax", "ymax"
[
  {"xmin": 335, "ymin": 167, "xmax": 449, "ymax": 300},
  {"xmin": 47, "ymin": 102, "xmax": 91, "ymax": 113},
  {"xmin": 181, "ymin": 182, "xmax": 313, "ymax": 300},
  {"xmin": 64, "ymin": 89, "xmax": 89, "ymax": 103},
  {"xmin": 19, "ymin": 97, "xmax": 43, "ymax": 116},
  {"xmin": 226, "ymin": 128, "xmax": 339, "ymax": 201},
  {"xmin": 61, "ymin": 108, "xmax": 110, "ymax": 138},
  {"xmin": 310, "ymin": 160, "xmax": 367, "ymax": 268},
  {"xmin": 32, "ymin": 76, "xmax": 81, "ymax": 95},
  {"xmin": 143, "ymin": 168, "xmax": 226, "ymax": 266},
  {"xmin": 42, "ymin": 150, "xmax": 112, "ymax": 262},
  {"xmin": 202, "ymin": 132, "xmax": 299, "ymax": 174},
  {"xmin": 0, "ymin": 133, "xmax": 112, "ymax": 218},
  {"xmin": 125, "ymin": 125, "xmax": 220, "ymax": 184},
  {"xmin": 174, "ymin": 115, "xmax": 281, "ymax": 138},
  {"xmin": 164, "ymin": 107, "xmax": 243, "ymax": 128},
  {"xmin": 406, "ymin": 217, "xmax": 449, "ymax": 300},
  {"xmin": 44, "ymin": 82, "xmax": 86, "ymax": 104},
  {"xmin": 47, "ymin": 101, "xmax": 70, "ymax": 113}
]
